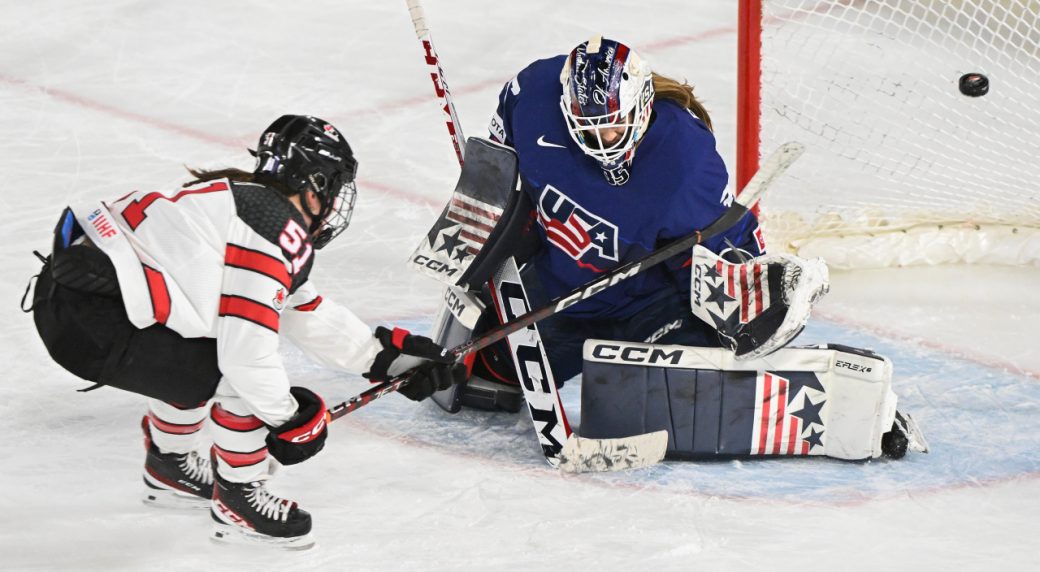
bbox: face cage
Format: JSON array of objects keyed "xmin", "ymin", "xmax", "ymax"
[
  {"xmin": 559, "ymin": 99, "xmax": 651, "ymax": 168},
  {"xmin": 308, "ymin": 174, "xmax": 357, "ymax": 249}
]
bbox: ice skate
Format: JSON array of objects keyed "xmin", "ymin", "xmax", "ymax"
[
  {"xmin": 141, "ymin": 418, "xmax": 213, "ymax": 509},
  {"xmin": 881, "ymin": 410, "xmax": 929, "ymax": 459},
  {"xmin": 210, "ymin": 471, "xmax": 315, "ymax": 551},
  {"xmin": 460, "ymin": 375, "xmax": 524, "ymax": 413}
]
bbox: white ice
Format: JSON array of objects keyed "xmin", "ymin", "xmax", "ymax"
[{"xmin": 1, "ymin": 1, "xmax": 1038, "ymax": 570}]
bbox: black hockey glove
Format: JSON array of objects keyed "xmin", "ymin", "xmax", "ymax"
[
  {"xmin": 398, "ymin": 361, "xmax": 469, "ymax": 402},
  {"xmin": 265, "ymin": 387, "xmax": 328, "ymax": 466},
  {"xmin": 363, "ymin": 326, "xmax": 454, "ymax": 382}
]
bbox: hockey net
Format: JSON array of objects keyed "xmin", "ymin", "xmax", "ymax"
[{"xmin": 738, "ymin": 0, "xmax": 1040, "ymax": 268}]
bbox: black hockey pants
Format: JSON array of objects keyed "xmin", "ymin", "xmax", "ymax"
[{"xmin": 26, "ymin": 228, "xmax": 221, "ymax": 408}]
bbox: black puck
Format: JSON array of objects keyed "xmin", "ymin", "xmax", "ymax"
[{"xmin": 959, "ymin": 73, "xmax": 989, "ymax": 97}]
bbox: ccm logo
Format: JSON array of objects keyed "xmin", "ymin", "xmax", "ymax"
[
  {"xmin": 413, "ymin": 255, "xmax": 459, "ymax": 278},
  {"xmin": 835, "ymin": 360, "xmax": 873, "ymax": 374},
  {"xmin": 590, "ymin": 343, "xmax": 683, "ymax": 365},
  {"xmin": 556, "ymin": 264, "xmax": 642, "ymax": 311},
  {"xmin": 444, "ymin": 288, "xmax": 467, "ymax": 316},
  {"xmin": 289, "ymin": 417, "xmax": 326, "ymax": 443}
]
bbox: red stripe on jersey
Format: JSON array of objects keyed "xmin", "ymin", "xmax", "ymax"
[
  {"xmin": 225, "ymin": 244, "xmax": 291, "ymax": 289},
  {"xmin": 210, "ymin": 403, "xmax": 265, "ymax": 432},
  {"xmin": 293, "ymin": 296, "xmax": 323, "ymax": 312},
  {"xmin": 219, "ymin": 295, "xmax": 280, "ymax": 333},
  {"xmin": 212, "ymin": 445, "xmax": 268, "ymax": 468},
  {"xmin": 122, "ymin": 181, "xmax": 229, "ymax": 231},
  {"xmin": 142, "ymin": 265, "xmax": 171, "ymax": 325},
  {"xmin": 148, "ymin": 413, "xmax": 203, "ymax": 435}
]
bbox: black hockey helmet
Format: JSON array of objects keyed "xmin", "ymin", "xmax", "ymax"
[{"xmin": 252, "ymin": 115, "xmax": 358, "ymax": 249}]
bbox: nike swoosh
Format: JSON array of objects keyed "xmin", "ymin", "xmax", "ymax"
[{"xmin": 536, "ymin": 135, "xmax": 567, "ymax": 149}]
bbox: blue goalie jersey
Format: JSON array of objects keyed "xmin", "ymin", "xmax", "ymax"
[{"xmin": 489, "ymin": 55, "xmax": 764, "ymax": 319}]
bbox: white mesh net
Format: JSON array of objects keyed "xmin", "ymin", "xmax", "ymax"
[{"xmin": 754, "ymin": 0, "xmax": 1040, "ymax": 267}]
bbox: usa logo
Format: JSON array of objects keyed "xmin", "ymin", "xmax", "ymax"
[{"xmin": 537, "ymin": 185, "xmax": 618, "ymax": 271}]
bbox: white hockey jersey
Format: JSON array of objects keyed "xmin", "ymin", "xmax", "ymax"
[{"xmin": 72, "ymin": 178, "xmax": 380, "ymax": 426}]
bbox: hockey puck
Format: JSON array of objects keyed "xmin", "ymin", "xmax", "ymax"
[{"xmin": 959, "ymin": 73, "xmax": 989, "ymax": 97}]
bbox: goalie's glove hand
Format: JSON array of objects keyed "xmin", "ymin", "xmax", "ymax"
[
  {"xmin": 397, "ymin": 361, "xmax": 468, "ymax": 402},
  {"xmin": 363, "ymin": 326, "xmax": 454, "ymax": 383},
  {"xmin": 265, "ymin": 387, "xmax": 328, "ymax": 466}
]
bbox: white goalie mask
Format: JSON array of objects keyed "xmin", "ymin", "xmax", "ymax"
[{"xmin": 559, "ymin": 36, "xmax": 655, "ymax": 182}]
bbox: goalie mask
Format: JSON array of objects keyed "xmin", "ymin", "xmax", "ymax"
[
  {"xmin": 252, "ymin": 115, "xmax": 358, "ymax": 249},
  {"xmin": 559, "ymin": 36, "xmax": 654, "ymax": 186}
]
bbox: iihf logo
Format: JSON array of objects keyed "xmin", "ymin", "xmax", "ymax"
[{"xmin": 536, "ymin": 185, "xmax": 618, "ymax": 271}]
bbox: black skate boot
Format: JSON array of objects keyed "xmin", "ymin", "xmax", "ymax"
[
  {"xmin": 211, "ymin": 469, "xmax": 315, "ymax": 550},
  {"xmin": 141, "ymin": 417, "xmax": 213, "ymax": 509},
  {"xmin": 881, "ymin": 410, "xmax": 930, "ymax": 459}
]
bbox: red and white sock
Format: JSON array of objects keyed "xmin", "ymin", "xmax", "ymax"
[
  {"xmin": 209, "ymin": 394, "xmax": 270, "ymax": 483},
  {"xmin": 146, "ymin": 398, "xmax": 207, "ymax": 454}
]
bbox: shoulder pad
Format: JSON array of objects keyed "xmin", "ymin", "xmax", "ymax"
[{"xmin": 230, "ymin": 182, "xmax": 314, "ymax": 292}]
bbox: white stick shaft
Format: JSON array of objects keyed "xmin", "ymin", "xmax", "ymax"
[{"xmin": 405, "ymin": 0, "xmax": 466, "ymax": 165}]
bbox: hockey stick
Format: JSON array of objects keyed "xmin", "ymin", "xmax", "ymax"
[
  {"xmin": 327, "ymin": 141, "xmax": 805, "ymax": 421},
  {"xmin": 406, "ymin": 0, "xmax": 466, "ymax": 166}
]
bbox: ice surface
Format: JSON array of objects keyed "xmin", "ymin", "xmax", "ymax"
[{"xmin": 1, "ymin": 1, "xmax": 1038, "ymax": 570}]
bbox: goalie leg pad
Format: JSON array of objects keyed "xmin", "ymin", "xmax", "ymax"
[{"xmin": 580, "ymin": 341, "xmax": 899, "ymax": 461}]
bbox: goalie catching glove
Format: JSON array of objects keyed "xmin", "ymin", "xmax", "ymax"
[
  {"xmin": 364, "ymin": 326, "xmax": 467, "ymax": 401},
  {"xmin": 689, "ymin": 245, "xmax": 829, "ymax": 359}
]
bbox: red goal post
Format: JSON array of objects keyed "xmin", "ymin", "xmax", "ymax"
[{"xmin": 738, "ymin": 0, "xmax": 1040, "ymax": 268}]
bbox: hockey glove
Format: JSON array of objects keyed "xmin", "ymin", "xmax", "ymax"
[
  {"xmin": 398, "ymin": 361, "xmax": 469, "ymax": 402},
  {"xmin": 363, "ymin": 326, "xmax": 454, "ymax": 382},
  {"xmin": 689, "ymin": 245, "xmax": 830, "ymax": 359},
  {"xmin": 265, "ymin": 387, "xmax": 328, "ymax": 466}
]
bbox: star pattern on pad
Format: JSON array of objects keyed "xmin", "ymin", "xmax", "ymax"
[
  {"xmin": 803, "ymin": 427, "xmax": 824, "ymax": 449},
  {"xmin": 704, "ymin": 278, "xmax": 735, "ymax": 312},
  {"xmin": 435, "ymin": 228, "xmax": 465, "ymax": 258},
  {"xmin": 792, "ymin": 395, "xmax": 825, "ymax": 429}
]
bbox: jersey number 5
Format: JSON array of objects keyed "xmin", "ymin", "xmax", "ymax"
[{"xmin": 280, "ymin": 220, "xmax": 313, "ymax": 274}]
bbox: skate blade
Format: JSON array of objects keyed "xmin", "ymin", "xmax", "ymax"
[
  {"xmin": 557, "ymin": 431, "xmax": 668, "ymax": 473},
  {"xmin": 142, "ymin": 485, "xmax": 210, "ymax": 510},
  {"xmin": 211, "ymin": 522, "xmax": 316, "ymax": 551},
  {"xmin": 901, "ymin": 413, "xmax": 930, "ymax": 454}
]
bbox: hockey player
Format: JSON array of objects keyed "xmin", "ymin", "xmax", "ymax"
[
  {"xmin": 409, "ymin": 36, "xmax": 924, "ymax": 464},
  {"xmin": 461, "ymin": 36, "xmax": 775, "ymax": 405},
  {"xmin": 26, "ymin": 115, "xmax": 466, "ymax": 549}
]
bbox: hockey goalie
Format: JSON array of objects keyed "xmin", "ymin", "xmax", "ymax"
[{"xmin": 407, "ymin": 35, "xmax": 928, "ymax": 466}]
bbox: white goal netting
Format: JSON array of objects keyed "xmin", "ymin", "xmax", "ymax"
[{"xmin": 752, "ymin": 0, "xmax": 1040, "ymax": 267}]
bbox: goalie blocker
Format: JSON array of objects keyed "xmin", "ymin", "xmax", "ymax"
[{"xmin": 580, "ymin": 340, "xmax": 928, "ymax": 461}]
